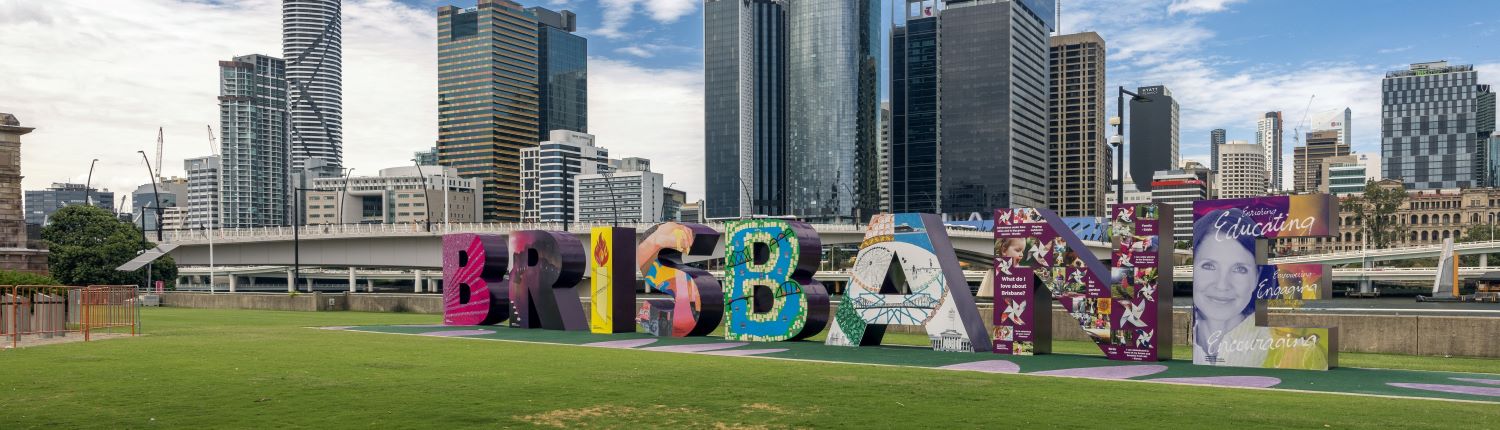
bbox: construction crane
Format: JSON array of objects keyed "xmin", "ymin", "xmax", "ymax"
[
  {"xmin": 206, "ymin": 124, "xmax": 219, "ymax": 156},
  {"xmin": 155, "ymin": 127, "xmax": 165, "ymax": 179},
  {"xmin": 1292, "ymin": 95, "xmax": 1315, "ymax": 192}
]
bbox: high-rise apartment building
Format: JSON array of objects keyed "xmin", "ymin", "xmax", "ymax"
[
  {"xmin": 704, "ymin": 0, "xmax": 787, "ymax": 219},
  {"xmin": 1382, "ymin": 61, "xmax": 1497, "ymax": 189},
  {"xmin": 219, "ymin": 54, "xmax": 290, "ymax": 228},
  {"xmin": 1292, "ymin": 130, "xmax": 1351, "ymax": 194},
  {"xmin": 1150, "ymin": 169, "xmax": 1208, "ymax": 239},
  {"xmin": 1255, "ymin": 111, "xmax": 1284, "ymax": 193},
  {"xmin": 520, "ymin": 130, "xmax": 609, "ymax": 223},
  {"xmin": 283, "ymin": 0, "xmax": 342, "ymax": 173},
  {"xmin": 1129, "ymin": 85, "xmax": 1179, "ymax": 192},
  {"xmin": 937, "ymin": 0, "xmax": 1054, "ymax": 217},
  {"xmin": 184, "ymin": 155, "xmax": 220, "ymax": 229},
  {"xmin": 878, "ymin": 102, "xmax": 891, "ymax": 214},
  {"xmin": 786, "ymin": 0, "xmax": 880, "ymax": 223},
  {"xmin": 437, "ymin": 1, "xmax": 540, "ymax": 222},
  {"xmin": 24, "ymin": 183, "xmax": 115, "ymax": 226},
  {"xmin": 1210, "ymin": 128, "xmax": 1226, "ymax": 172},
  {"xmin": 528, "ymin": 6, "xmax": 587, "ymax": 140},
  {"xmin": 1216, "ymin": 141, "xmax": 1266, "ymax": 199},
  {"xmin": 890, "ymin": 0, "xmax": 939, "ymax": 214},
  {"xmin": 1049, "ymin": 31, "xmax": 1108, "ymax": 217}
]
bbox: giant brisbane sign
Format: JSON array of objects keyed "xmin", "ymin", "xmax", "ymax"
[{"xmin": 442, "ymin": 198, "xmax": 1343, "ymax": 370}]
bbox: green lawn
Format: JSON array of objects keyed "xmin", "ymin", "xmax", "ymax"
[{"xmin": 1, "ymin": 308, "xmax": 1497, "ymax": 429}]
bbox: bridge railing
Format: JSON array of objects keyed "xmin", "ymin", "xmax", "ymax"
[{"xmin": 160, "ymin": 221, "xmax": 995, "ymax": 244}]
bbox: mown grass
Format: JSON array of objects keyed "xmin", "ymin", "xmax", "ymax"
[{"xmin": 0, "ymin": 307, "xmax": 1496, "ymax": 429}]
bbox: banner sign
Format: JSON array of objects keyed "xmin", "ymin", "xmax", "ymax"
[
  {"xmin": 992, "ymin": 205, "xmax": 1173, "ymax": 361},
  {"xmin": 1191, "ymin": 195, "xmax": 1340, "ymax": 370}
]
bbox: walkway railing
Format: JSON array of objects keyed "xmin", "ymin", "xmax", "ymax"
[{"xmin": 160, "ymin": 221, "xmax": 995, "ymax": 245}]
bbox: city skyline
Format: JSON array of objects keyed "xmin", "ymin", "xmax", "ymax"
[{"xmin": 3, "ymin": 0, "xmax": 1500, "ymax": 204}]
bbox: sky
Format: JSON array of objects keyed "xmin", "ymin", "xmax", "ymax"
[{"xmin": 2, "ymin": 0, "xmax": 1498, "ymax": 206}]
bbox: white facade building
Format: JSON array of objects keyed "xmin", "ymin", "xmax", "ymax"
[
  {"xmin": 575, "ymin": 162, "xmax": 663, "ymax": 224},
  {"xmin": 184, "ymin": 155, "xmax": 220, "ymax": 229},
  {"xmin": 521, "ymin": 130, "xmax": 610, "ymax": 223},
  {"xmin": 304, "ymin": 165, "xmax": 480, "ymax": 225},
  {"xmin": 1216, "ymin": 141, "xmax": 1268, "ymax": 199}
]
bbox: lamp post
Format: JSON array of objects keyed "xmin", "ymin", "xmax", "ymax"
[
  {"xmin": 292, "ymin": 186, "xmax": 315, "ymax": 293},
  {"xmin": 136, "ymin": 150, "xmax": 163, "ymax": 241},
  {"xmin": 337, "ymin": 168, "xmax": 354, "ymax": 225},
  {"xmin": 558, "ymin": 153, "xmax": 616, "ymax": 231},
  {"xmin": 412, "ymin": 162, "xmax": 433, "ymax": 232},
  {"xmin": 85, "ymin": 158, "xmax": 99, "ymax": 206},
  {"xmin": 1111, "ymin": 86, "xmax": 1153, "ymax": 206}
]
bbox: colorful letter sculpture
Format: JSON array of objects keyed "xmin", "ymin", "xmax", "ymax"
[
  {"xmin": 636, "ymin": 222, "xmax": 724, "ymax": 337},
  {"xmin": 992, "ymin": 205, "xmax": 1174, "ymax": 361},
  {"xmin": 508, "ymin": 230, "xmax": 589, "ymax": 331},
  {"xmin": 826, "ymin": 213, "xmax": 992, "ymax": 352},
  {"xmin": 589, "ymin": 227, "xmax": 637, "ymax": 334},
  {"xmin": 442, "ymin": 233, "xmax": 510, "ymax": 326},
  {"xmin": 1191, "ymin": 195, "xmax": 1339, "ymax": 370},
  {"xmin": 723, "ymin": 219, "xmax": 829, "ymax": 342}
]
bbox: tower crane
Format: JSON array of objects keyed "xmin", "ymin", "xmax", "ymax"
[
  {"xmin": 206, "ymin": 125, "xmax": 219, "ymax": 156},
  {"xmin": 1292, "ymin": 95, "xmax": 1315, "ymax": 192}
]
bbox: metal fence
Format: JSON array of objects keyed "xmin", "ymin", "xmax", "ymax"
[{"xmin": 2, "ymin": 285, "xmax": 140, "ymax": 348}]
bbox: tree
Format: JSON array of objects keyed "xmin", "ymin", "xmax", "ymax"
[
  {"xmin": 1345, "ymin": 180, "xmax": 1408, "ymax": 250},
  {"xmin": 42, "ymin": 205, "xmax": 176, "ymax": 288},
  {"xmin": 1460, "ymin": 225, "xmax": 1500, "ymax": 267}
]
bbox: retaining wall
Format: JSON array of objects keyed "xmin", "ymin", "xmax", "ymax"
[{"xmin": 156, "ymin": 292, "xmax": 1500, "ymax": 358}]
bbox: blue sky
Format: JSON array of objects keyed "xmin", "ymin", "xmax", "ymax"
[{"xmin": 3, "ymin": 0, "xmax": 1498, "ymax": 199}]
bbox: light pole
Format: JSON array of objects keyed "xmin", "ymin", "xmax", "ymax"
[
  {"xmin": 84, "ymin": 158, "xmax": 99, "ymax": 206},
  {"xmin": 136, "ymin": 150, "xmax": 163, "ymax": 242},
  {"xmin": 412, "ymin": 162, "xmax": 433, "ymax": 232},
  {"xmin": 1111, "ymin": 86, "xmax": 1153, "ymax": 206},
  {"xmin": 337, "ymin": 168, "xmax": 355, "ymax": 226}
]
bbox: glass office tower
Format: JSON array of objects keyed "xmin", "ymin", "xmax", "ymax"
[
  {"xmin": 437, "ymin": 0, "xmax": 540, "ymax": 222},
  {"xmin": 1382, "ymin": 61, "xmax": 1497, "ymax": 189},
  {"xmin": 704, "ymin": 0, "xmax": 787, "ymax": 219},
  {"xmin": 786, "ymin": 0, "xmax": 880, "ymax": 223},
  {"xmin": 529, "ymin": 7, "xmax": 587, "ymax": 141},
  {"xmin": 890, "ymin": 0, "xmax": 940, "ymax": 214}
]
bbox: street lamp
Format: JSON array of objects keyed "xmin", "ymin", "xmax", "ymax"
[
  {"xmin": 1111, "ymin": 86, "xmax": 1153, "ymax": 206},
  {"xmin": 85, "ymin": 158, "xmax": 99, "ymax": 206},
  {"xmin": 412, "ymin": 162, "xmax": 433, "ymax": 232},
  {"xmin": 136, "ymin": 150, "xmax": 163, "ymax": 241},
  {"xmin": 558, "ymin": 153, "xmax": 617, "ymax": 231},
  {"xmin": 337, "ymin": 168, "xmax": 355, "ymax": 225}
]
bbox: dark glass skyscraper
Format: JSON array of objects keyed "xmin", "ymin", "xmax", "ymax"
[
  {"xmin": 1210, "ymin": 128, "xmax": 1226, "ymax": 171},
  {"xmin": 437, "ymin": 0, "xmax": 540, "ymax": 222},
  {"xmin": 786, "ymin": 0, "xmax": 881, "ymax": 223},
  {"xmin": 1129, "ymin": 85, "xmax": 1179, "ymax": 192},
  {"xmin": 704, "ymin": 0, "xmax": 787, "ymax": 219},
  {"xmin": 937, "ymin": 0, "xmax": 1053, "ymax": 216},
  {"xmin": 529, "ymin": 7, "xmax": 587, "ymax": 141},
  {"xmin": 1382, "ymin": 61, "xmax": 1496, "ymax": 189},
  {"xmin": 890, "ymin": 1, "xmax": 939, "ymax": 214}
]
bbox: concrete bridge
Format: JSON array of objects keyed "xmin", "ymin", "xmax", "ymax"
[{"xmin": 160, "ymin": 221, "xmax": 1114, "ymax": 270}]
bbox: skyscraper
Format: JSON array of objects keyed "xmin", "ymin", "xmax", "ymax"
[
  {"xmin": 890, "ymin": 0, "xmax": 939, "ymax": 214},
  {"xmin": 878, "ymin": 101, "xmax": 891, "ymax": 214},
  {"xmin": 1255, "ymin": 111, "xmax": 1284, "ymax": 193},
  {"xmin": 1049, "ymin": 31, "xmax": 1108, "ymax": 217},
  {"xmin": 1210, "ymin": 128, "xmax": 1226, "ymax": 171},
  {"xmin": 437, "ymin": 0, "xmax": 540, "ymax": 222},
  {"xmin": 219, "ymin": 54, "xmax": 290, "ymax": 228},
  {"xmin": 1293, "ymin": 130, "xmax": 1350, "ymax": 194},
  {"xmin": 283, "ymin": 0, "xmax": 343, "ymax": 174},
  {"xmin": 184, "ymin": 155, "xmax": 220, "ymax": 230},
  {"xmin": 1216, "ymin": 141, "xmax": 1266, "ymax": 199},
  {"xmin": 1382, "ymin": 61, "xmax": 1496, "ymax": 189},
  {"xmin": 786, "ymin": 0, "xmax": 880, "ymax": 223},
  {"xmin": 528, "ymin": 6, "xmax": 587, "ymax": 140},
  {"xmin": 1129, "ymin": 85, "xmax": 1179, "ymax": 192},
  {"xmin": 24, "ymin": 183, "xmax": 115, "ymax": 226},
  {"xmin": 938, "ymin": 0, "xmax": 1054, "ymax": 217},
  {"xmin": 1308, "ymin": 107, "xmax": 1352, "ymax": 146},
  {"xmin": 704, "ymin": 0, "xmax": 786, "ymax": 219}
]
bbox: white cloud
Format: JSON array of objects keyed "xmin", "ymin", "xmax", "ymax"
[
  {"xmin": 614, "ymin": 45, "xmax": 654, "ymax": 58},
  {"xmin": 586, "ymin": 57, "xmax": 705, "ymax": 199},
  {"xmin": 590, "ymin": 0, "xmax": 698, "ymax": 39},
  {"xmin": 1166, "ymin": 0, "xmax": 1246, "ymax": 15}
]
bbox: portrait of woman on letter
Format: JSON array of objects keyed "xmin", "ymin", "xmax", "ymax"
[{"xmin": 1191, "ymin": 208, "xmax": 1263, "ymax": 366}]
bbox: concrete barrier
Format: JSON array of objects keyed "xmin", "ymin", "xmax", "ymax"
[{"xmin": 157, "ymin": 292, "xmax": 1500, "ymax": 358}]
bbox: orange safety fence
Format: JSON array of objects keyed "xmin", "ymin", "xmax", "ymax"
[{"xmin": 2, "ymin": 285, "xmax": 140, "ymax": 349}]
